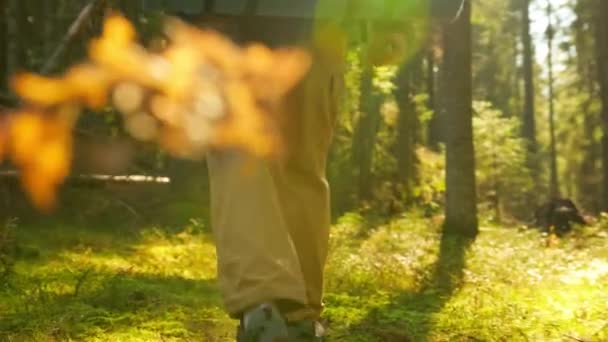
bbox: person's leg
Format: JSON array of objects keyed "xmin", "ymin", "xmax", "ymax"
[
  {"xmin": 271, "ymin": 48, "xmax": 344, "ymax": 321},
  {"xmin": 207, "ymin": 149, "xmax": 309, "ymax": 316},
  {"xmin": 203, "ymin": 14, "xmax": 316, "ymax": 321},
  {"xmin": 206, "ymin": 17, "xmax": 344, "ymax": 338}
]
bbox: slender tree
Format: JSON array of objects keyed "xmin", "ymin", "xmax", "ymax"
[
  {"xmin": 442, "ymin": 0, "xmax": 478, "ymax": 236},
  {"xmin": 596, "ymin": 0, "xmax": 608, "ymax": 210},
  {"xmin": 43, "ymin": 1, "xmax": 55, "ymax": 59},
  {"xmin": 6, "ymin": 0, "xmax": 20, "ymax": 78},
  {"xmin": 352, "ymin": 67, "xmax": 382, "ymax": 200},
  {"xmin": 425, "ymin": 49, "xmax": 440, "ymax": 149},
  {"xmin": 394, "ymin": 57, "xmax": 422, "ymax": 203},
  {"xmin": 546, "ymin": 1, "xmax": 559, "ymax": 199},
  {"xmin": 568, "ymin": 0, "xmax": 600, "ymax": 212},
  {"xmin": 0, "ymin": 0, "xmax": 7, "ymax": 93},
  {"xmin": 521, "ymin": 0, "xmax": 538, "ymax": 173}
]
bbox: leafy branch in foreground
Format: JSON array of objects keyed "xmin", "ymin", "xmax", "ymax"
[{"xmin": 0, "ymin": 14, "xmax": 311, "ymax": 210}]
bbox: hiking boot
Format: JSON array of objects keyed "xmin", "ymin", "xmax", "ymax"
[
  {"xmin": 236, "ymin": 303, "xmax": 289, "ymax": 342},
  {"xmin": 287, "ymin": 320, "xmax": 325, "ymax": 341}
]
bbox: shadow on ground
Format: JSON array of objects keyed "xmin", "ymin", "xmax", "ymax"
[{"xmin": 341, "ymin": 233, "xmax": 474, "ymax": 341}]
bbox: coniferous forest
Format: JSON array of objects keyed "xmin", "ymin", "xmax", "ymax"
[{"xmin": 0, "ymin": 1, "xmax": 607, "ymax": 341}]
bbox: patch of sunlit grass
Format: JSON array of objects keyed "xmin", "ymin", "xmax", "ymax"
[
  {"xmin": 326, "ymin": 212, "xmax": 441, "ymax": 295},
  {"xmin": 0, "ymin": 222, "xmax": 228, "ymax": 341},
  {"xmin": 324, "ymin": 217, "xmax": 608, "ymax": 341},
  {"xmin": 52, "ymin": 228, "xmax": 218, "ymax": 281},
  {"xmin": 2, "ymin": 213, "xmax": 607, "ymax": 341},
  {"xmin": 426, "ymin": 226, "xmax": 608, "ymax": 341}
]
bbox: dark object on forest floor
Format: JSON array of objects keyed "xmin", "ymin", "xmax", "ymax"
[{"xmin": 534, "ymin": 198, "xmax": 586, "ymax": 236}]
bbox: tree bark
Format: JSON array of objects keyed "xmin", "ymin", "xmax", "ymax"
[
  {"xmin": 394, "ymin": 59, "xmax": 420, "ymax": 203},
  {"xmin": 352, "ymin": 68, "xmax": 382, "ymax": 200},
  {"xmin": 596, "ymin": 0, "xmax": 608, "ymax": 210},
  {"xmin": 0, "ymin": 0, "xmax": 7, "ymax": 92},
  {"xmin": 41, "ymin": 0, "xmax": 101, "ymax": 75},
  {"xmin": 546, "ymin": 2, "xmax": 560, "ymax": 199},
  {"xmin": 571, "ymin": 0, "xmax": 600, "ymax": 212},
  {"xmin": 6, "ymin": 0, "xmax": 20, "ymax": 78},
  {"xmin": 521, "ymin": 0, "xmax": 538, "ymax": 173},
  {"xmin": 442, "ymin": 0, "xmax": 478, "ymax": 236},
  {"xmin": 426, "ymin": 49, "xmax": 440, "ymax": 149},
  {"xmin": 43, "ymin": 0, "xmax": 55, "ymax": 59}
]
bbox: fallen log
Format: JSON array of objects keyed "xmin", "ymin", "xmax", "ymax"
[{"xmin": 0, "ymin": 170, "xmax": 170, "ymax": 185}]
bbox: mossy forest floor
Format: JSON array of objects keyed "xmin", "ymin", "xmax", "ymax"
[{"xmin": 1, "ymin": 212, "xmax": 607, "ymax": 341}]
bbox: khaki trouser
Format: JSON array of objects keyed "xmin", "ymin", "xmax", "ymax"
[{"xmin": 203, "ymin": 16, "xmax": 345, "ymax": 320}]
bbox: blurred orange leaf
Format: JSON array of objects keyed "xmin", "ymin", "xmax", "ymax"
[{"xmin": 5, "ymin": 13, "xmax": 311, "ymax": 210}]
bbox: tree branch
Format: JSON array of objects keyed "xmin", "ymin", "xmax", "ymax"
[
  {"xmin": 0, "ymin": 170, "xmax": 170, "ymax": 185},
  {"xmin": 41, "ymin": 0, "xmax": 104, "ymax": 75}
]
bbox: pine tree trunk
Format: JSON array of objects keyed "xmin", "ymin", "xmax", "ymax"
[
  {"xmin": 394, "ymin": 59, "xmax": 420, "ymax": 203},
  {"xmin": 596, "ymin": 0, "xmax": 608, "ymax": 210},
  {"xmin": 6, "ymin": 0, "xmax": 20, "ymax": 78},
  {"xmin": 426, "ymin": 50, "xmax": 440, "ymax": 149},
  {"xmin": 574, "ymin": 0, "xmax": 600, "ymax": 213},
  {"xmin": 442, "ymin": 0, "xmax": 478, "ymax": 236},
  {"xmin": 352, "ymin": 68, "xmax": 382, "ymax": 200},
  {"xmin": 0, "ymin": 0, "xmax": 7, "ymax": 92},
  {"xmin": 43, "ymin": 0, "xmax": 55, "ymax": 59},
  {"xmin": 521, "ymin": 0, "xmax": 538, "ymax": 173},
  {"xmin": 546, "ymin": 3, "xmax": 560, "ymax": 199}
]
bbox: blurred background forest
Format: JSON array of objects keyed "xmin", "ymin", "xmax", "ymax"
[
  {"xmin": 0, "ymin": 0, "xmax": 606, "ymax": 227},
  {"xmin": 0, "ymin": 0, "xmax": 608, "ymax": 341}
]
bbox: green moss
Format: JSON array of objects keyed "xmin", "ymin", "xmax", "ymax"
[{"xmin": 1, "ymin": 214, "xmax": 607, "ymax": 341}]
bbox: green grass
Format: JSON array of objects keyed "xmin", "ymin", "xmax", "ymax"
[
  {"xmin": 324, "ymin": 214, "xmax": 608, "ymax": 341},
  {"xmin": 1, "ymin": 221, "xmax": 234, "ymax": 341},
  {"xmin": 1, "ymin": 213, "xmax": 607, "ymax": 341}
]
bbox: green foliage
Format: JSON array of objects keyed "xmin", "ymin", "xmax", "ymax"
[
  {"xmin": 372, "ymin": 66, "xmax": 398, "ymax": 94},
  {"xmin": 545, "ymin": 0, "xmax": 603, "ymax": 212},
  {"xmin": 373, "ymin": 147, "xmax": 445, "ymax": 217},
  {"xmin": 473, "ymin": 101, "xmax": 534, "ymax": 220},
  {"xmin": 413, "ymin": 93, "xmax": 433, "ymax": 128},
  {"xmin": 330, "ymin": 45, "xmax": 439, "ymax": 217},
  {"xmin": 328, "ymin": 49, "xmax": 363, "ymax": 215},
  {"xmin": 3, "ymin": 2, "xmax": 608, "ymax": 340},
  {"xmin": 471, "ymin": 0, "xmax": 522, "ymax": 117},
  {"xmin": 325, "ymin": 214, "xmax": 608, "ymax": 341},
  {"xmin": 329, "ymin": 50, "xmax": 410, "ymax": 216},
  {"xmin": 0, "ymin": 222, "xmax": 232, "ymax": 341},
  {"xmin": 413, "ymin": 147, "xmax": 445, "ymax": 213},
  {"xmin": 2, "ymin": 212, "xmax": 608, "ymax": 341}
]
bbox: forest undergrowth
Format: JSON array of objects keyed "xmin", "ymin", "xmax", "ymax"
[{"xmin": 0, "ymin": 211, "xmax": 607, "ymax": 341}]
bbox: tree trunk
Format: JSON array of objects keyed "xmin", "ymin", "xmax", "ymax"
[
  {"xmin": 43, "ymin": 0, "xmax": 55, "ymax": 59},
  {"xmin": 0, "ymin": 0, "xmax": 7, "ymax": 92},
  {"xmin": 573, "ymin": 0, "xmax": 600, "ymax": 213},
  {"xmin": 546, "ymin": 2, "xmax": 560, "ymax": 199},
  {"xmin": 394, "ymin": 59, "xmax": 420, "ymax": 203},
  {"xmin": 596, "ymin": 0, "xmax": 608, "ymax": 210},
  {"xmin": 352, "ymin": 68, "xmax": 382, "ymax": 200},
  {"xmin": 426, "ymin": 50, "xmax": 440, "ymax": 149},
  {"xmin": 6, "ymin": 0, "xmax": 20, "ymax": 78},
  {"xmin": 442, "ymin": 0, "xmax": 478, "ymax": 236},
  {"xmin": 521, "ymin": 0, "xmax": 538, "ymax": 173}
]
